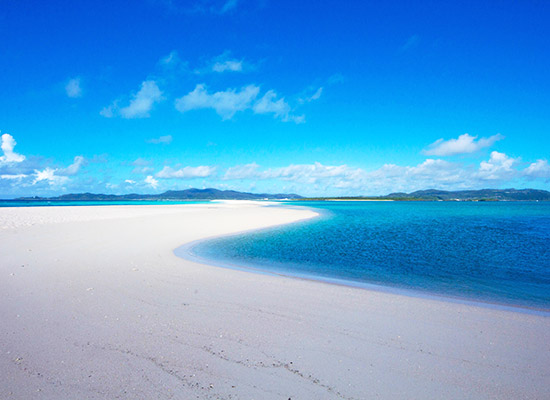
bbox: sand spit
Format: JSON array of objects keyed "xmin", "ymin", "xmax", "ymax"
[{"xmin": 1, "ymin": 202, "xmax": 549, "ymax": 399}]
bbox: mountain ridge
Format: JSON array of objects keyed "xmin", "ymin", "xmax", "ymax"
[
  {"xmin": 15, "ymin": 188, "xmax": 302, "ymax": 201},
  {"xmin": 10, "ymin": 188, "xmax": 550, "ymax": 202}
]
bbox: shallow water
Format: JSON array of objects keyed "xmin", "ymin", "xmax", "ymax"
[{"xmin": 191, "ymin": 201, "xmax": 550, "ymax": 311}]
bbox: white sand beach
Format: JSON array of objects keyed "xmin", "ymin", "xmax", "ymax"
[{"xmin": 1, "ymin": 202, "xmax": 549, "ymax": 399}]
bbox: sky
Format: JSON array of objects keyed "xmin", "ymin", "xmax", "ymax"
[{"xmin": 1, "ymin": 0, "xmax": 549, "ymax": 198}]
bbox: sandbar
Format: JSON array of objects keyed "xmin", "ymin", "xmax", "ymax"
[{"xmin": 1, "ymin": 202, "xmax": 549, "ymax": 399}]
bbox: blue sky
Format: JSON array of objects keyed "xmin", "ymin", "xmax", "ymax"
[{"xmin": 1, "ymin": 0, "xmax": 549, "ymax": 197}]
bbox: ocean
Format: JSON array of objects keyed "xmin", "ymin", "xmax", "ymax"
[{"xmin": 189, "ymin": 201, "xmax": 550, "ymax": 312}]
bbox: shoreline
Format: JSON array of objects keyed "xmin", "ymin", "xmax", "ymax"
[
  {"xmin": 2, "ymin": 202, "xmax": 549, "ymax": 399},
  {"xmin": 181, "ymin": 241, "xmax": 550, "ymax": 318},
  {"xmin": 180, "ymin": 203, "xmax": 550, "ymax": 317}
]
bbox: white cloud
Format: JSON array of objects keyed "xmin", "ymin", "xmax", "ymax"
[
  {"xmin": 147, "ymin": 135, "xmax": 173, "ymax": 144},
  {"xmin": 423, "ymin": 133, "xmax": 504, "ymax": 156},
  {"xmin": 33, "ymin": 168, "xmax": 69, "ymax": 186},
  {"xmin": 175, "ymin": 84, "xmax": 259, "ymax": 120},
  {"xmin": 1, "ymin": 174, "xmax": 27, "ymax": 181},
  {"xmin": 267, "ymin": 162, "xmax": 364, "ymax": 183},
  {"xmin": 212, "ymin": 59, "xmax": 243, "ymax": 72},
  {"xmin": 124, "ymin": 179, "xmax": 136, "ymax": 184},
  {"xmin": 299, "ymin": 87, "xmax": 323, "ymax": 103},
  {"xmin": 156, "ymin": 165, "xmax": 216, "ymax": 179},
  {"xmin": 477, "ymin": 151, "xmax": 519, "ymax": 180},
  {"xmin": 65, "ymin": 78, "xmax": 82, "ymax": 98},
  {"xmin": 0, "ymin": 133, "xmax": 26, "ymax": 163},
  {"xmin": 101, "ymin": 80, "xmax": 163, "ymax": 119},
  {"xmin": 309, "ymin": 87, "xmax": 323, "ymax": 101},
  {"xmin": 253, "ymin": 90, "xmax": 289, "ymax": 117},
  {"xmin": 224, "ymin": 162, "xmax": 366, "ymax": 189},
  {"xmin": 58, "ymin": 156, "xmax": 85, "ymax": 176},
  {"xmin": 524, "ymin": 159, "xmax": 550, "ymax": 179},
  {"xmin": 144, "ymin": 175, "xmax": 159, "ymax": 189},
  {"xmin": 175, "ymin": 84, "xmax": 305, "ymax": 123},
  {"xmin": 252, "ymin": 90, "xmax": 305, "ymax": 123},
  {"xmin": 120, "ymin": 81, "xmax": 163, "ymax": 118}
]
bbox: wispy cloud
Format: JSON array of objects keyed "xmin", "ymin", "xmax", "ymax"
[
  {"xmin": 195, "ymin": 51, "xmax": 250, "ymax": 74},
  {"xmin": 224, "ymin": 163, "xmax": 261, "ymax": 179},
  {"xmin": 221, "ymin": 150, "xmax": 550, "ymax": 195},
  {"xmin": 175, "ymin": 84, "xmax": 259, "ymax": 119},
  {"xmin": 423, "ymin": 133, "xmax": 504, "ymax": 156},
  {"xmin": 65, "ymin": 77, "xmax": 82, "ymax": 98},
  {"xmin": 156, "ymin": 165, "xmax": 216, "ymax": 179},
  {"xmin": 224, "ymin": 162, "xmax": 364, "ymax": 187},
  {"xmin": 147, "ymin": 135, "xmax": 173, "ymax": 144},
  {"xmin": 253, "ymin": 90, "xmax": 305, "ymax": 123},
  {"xmin": 220, "ymin": 0, "xmax": 239, "ymax": 13},
  {"xmin": 212, "ymin": 59, "xmax": 243, "ymax": 72},
  {"xmin": 298, "ymin": 87, "xmax": 323, "ymax": 104},
  {"xmin": 101, "ymin": 80, "xmax": 164, "ymax": 119},
  {"xmin": 400, "ymin": 34, "xmax": 420, "ymax": 52},
  {"xmin": 159, "ymin": 50, "xmax": 180, "ymax": 66},
  {"xmin": 175, "ymin": 84, "xmax": 304, "ymax": 122},
  {"xmin": 58, "ymin": 156, "xmax": 85, "ymax": 176}
]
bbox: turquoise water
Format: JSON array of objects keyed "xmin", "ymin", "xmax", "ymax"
[
  {"xmin": 0, "ymin": 200, "xmax": 210, "ymax": 207},
  {"xmin": 191, "ymin": 201, "xmax": 550, "ymax": 311}
]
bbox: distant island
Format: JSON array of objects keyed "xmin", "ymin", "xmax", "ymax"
[
  {"xmin": 9, "ymin": 188, "xmax": 550, "ymax": 202},
  {"xmin": 302, "ymin": 188, "xmax": 550, "ymax": 201},
  {"xmin": 15, "ymin": 188, "xmax": 302, "ymax": 201}
]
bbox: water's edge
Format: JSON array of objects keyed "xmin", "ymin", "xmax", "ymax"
[{"xmin": 174, "ymin": 203, "xmax": 550, "ymax": 317}]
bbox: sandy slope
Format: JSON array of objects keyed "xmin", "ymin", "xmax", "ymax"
[{"xmin": 1, "ymin": 202, "xmax": 549, "ymax": 400}]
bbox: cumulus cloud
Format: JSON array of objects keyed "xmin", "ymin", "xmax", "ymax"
[
  {"xmin": 477, "ymin": 151, "xmax": 519, "ymax": 180},
  {"xmin": 101, "ymin": 80, "xmax": 163, "ymax": 119},
  {"xmin": 423, "ymin": 133, "xmax": 504, "ymax": 156},
  {"xmin": 523, "ymin": 159, "xmax": 550, "ymax": 179},
  {"xmin": 175, "ymin": 84, "xmax": 259, "ymax": 119},
  {"xmin": 144, "ymin": 175, "xmax": 159, "ymax": 189},
  {"xmin": 0, "ymin": 133, "xmax": 26, "ymax": 163},
  {"xmin": 33, "ymin": 168, "xmax": 69, "ymax": 186},
  {"xmin": 147, "ymin": 135, "xmax": 173, "ymax": 144},
  {"xmin": 156, "ymin": 165, "xmax": 216, "ymax": 179},
  {"xmin": 65, "ymin": 77, "xmax": 82, "ymax": 98}
]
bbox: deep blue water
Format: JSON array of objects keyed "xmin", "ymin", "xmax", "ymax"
[
  {"xmin": 0, "ymin": 200, "xmax": 210, "ymax": 207},
  {"xmin": 191, "ymin": 201, "xmax": 550, "ymax": 311}
]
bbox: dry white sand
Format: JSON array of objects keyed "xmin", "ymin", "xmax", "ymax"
[{"xmin": 1, "ymin": 202, "xmax": 549, "ymax": 400}]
